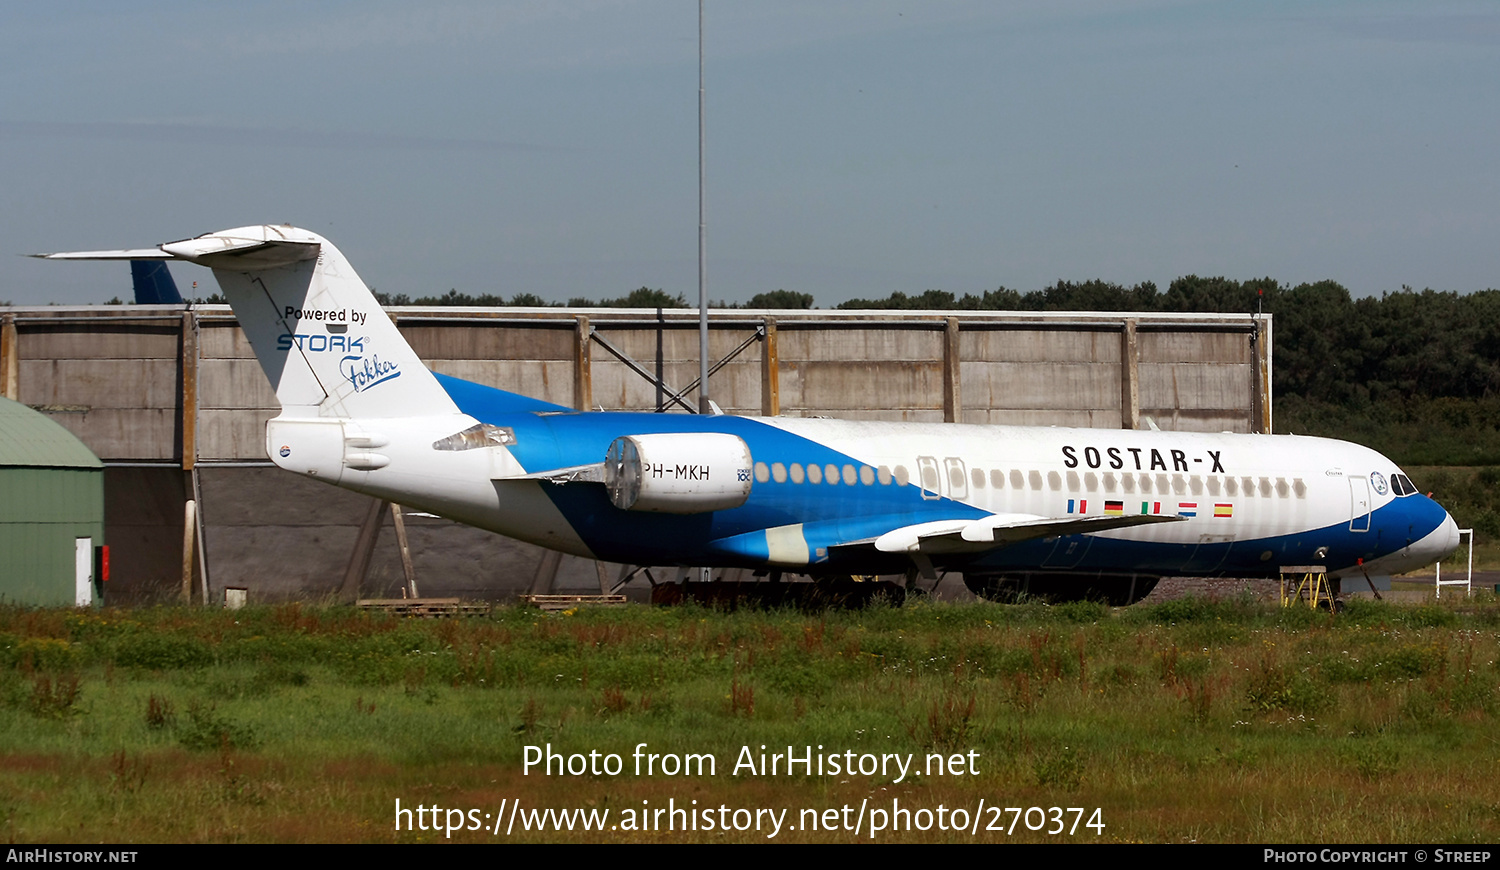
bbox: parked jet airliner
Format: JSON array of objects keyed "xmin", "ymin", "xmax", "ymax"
[{"xmin": 39, "ymin": 225, "xmax": 1461, "ymax": 604}]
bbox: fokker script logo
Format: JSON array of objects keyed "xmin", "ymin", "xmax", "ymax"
[{"xmin": 341, "ymin": 355, "xmax": 400, "ymax": 392}]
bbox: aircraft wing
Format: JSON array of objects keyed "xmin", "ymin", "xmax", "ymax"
[
  {"xmin": 852, "ymin": 512, "xmax": 1187, "ymax": 555},
  {"xmin": 502, "ymin": 463, "xmax": 605, "ymax": 483}
]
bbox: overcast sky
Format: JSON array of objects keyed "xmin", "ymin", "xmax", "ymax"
[{"xmin": 4, "ymin": 1, "xmax": 1498, "ymax": 306}]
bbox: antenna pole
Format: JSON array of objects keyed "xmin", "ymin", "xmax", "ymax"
[{"xmin": 697, "ymin": 0, "xmax": 709, "ymax": 414}]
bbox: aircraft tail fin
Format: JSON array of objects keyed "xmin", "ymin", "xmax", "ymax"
[
  {"xmin": 130, "ymin": 260, "xmax": 184, "ymax": 305},
  {"xmin": 40, "ymin": 225, "xmax": 459, "ymax": 420}
]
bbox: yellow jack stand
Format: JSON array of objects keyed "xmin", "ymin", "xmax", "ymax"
[{"xmin": 1279, "ymin": 565, "xmax": 1333, "ymax": 610}]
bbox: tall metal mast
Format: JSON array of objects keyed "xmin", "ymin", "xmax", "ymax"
[{"xmin": 697, "ymin": 0, "xmax": 710, "ymax": 414}]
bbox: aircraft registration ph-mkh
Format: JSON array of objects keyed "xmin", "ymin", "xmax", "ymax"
[{"xmin": 39, "ymin": 225, "xmax": 1461, "ymax": 605}]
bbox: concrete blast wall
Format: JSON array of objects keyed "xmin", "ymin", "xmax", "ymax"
[{"xmin": 0, "ymin": 307, "xmax": 1271, "ymax": 604}]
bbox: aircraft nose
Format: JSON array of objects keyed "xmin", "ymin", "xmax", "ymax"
[{"xmin": 1420, "ymin": 510, "xmax": 1462, "ymax": 564}]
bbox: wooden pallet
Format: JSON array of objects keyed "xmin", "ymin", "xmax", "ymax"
[
  {"xmin": 520, "ymin": 594, "xmax": 628, "ymax": 611},
  {"xmin": 356, "ymin": 598, "xmax": 490, "ymax": 617}
]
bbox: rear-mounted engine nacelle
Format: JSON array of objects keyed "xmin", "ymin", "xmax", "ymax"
[{"xmin": 604, "ymin": 433, "xmax": 753, "ymax": 514}]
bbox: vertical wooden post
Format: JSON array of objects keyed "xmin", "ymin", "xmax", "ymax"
[
  {"xmin": 574, "ymin": 316, "xmax": 593, "ymax": 411},
  {"xmin": 760, "ymin": 317, "xmax": 780, "ymax": 417},
  {"xmin": 530, "ymin": 549, "xmax": 563, "ymax": 595},
  {"xmin": 942, "ymin": 317, "xmax": 961, "ymax": 423},
  {"xmin": 192, "ymin": 468, "xmax": 210, "ymax": 605},
  {"xmin": 390, "ymin": 503, "xmax": 417, "ymax": 598},
  {"xmin": 1121, "ymin": 318, "xmax": 1140, "ymax": 430},
  {"xmin": 1254, "ymin": 314, "xmax": 1272, "ymax": 433},
  {"xmin": 181, "ymin": 499, "xmax": 197, "ymax": 604},
  {"xmin": 0, "ymin": 314, "xmax": 18, "ymax": 401},
  {"xmin": 180, "ymin": 311, "xmax": 198, "ymax": 470},
  {"xmin": 341, "ymin": 499, "xmax": 390, "ymax": 603}
]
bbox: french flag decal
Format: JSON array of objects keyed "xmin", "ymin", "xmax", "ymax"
[{"xmin": 1067, "ymin": 499, "xmax": 1088, "ymax": 514}]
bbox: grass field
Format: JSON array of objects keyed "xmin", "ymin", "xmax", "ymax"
[{"xmin": 2, "ymin": 596, "xmax": 1499, "ymax": 843}]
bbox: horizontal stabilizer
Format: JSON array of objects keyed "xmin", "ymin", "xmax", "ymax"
[
  {"xmin": 33, "ymin": 248, "xmax": 172, "ymax": 260},
  {"xmin": 870, "ymin": 512, "xmax": 1186, "ymax": 555},
  {"xmin": 34, "ymin": 226, "xmax": 321, "ymax": 270}
]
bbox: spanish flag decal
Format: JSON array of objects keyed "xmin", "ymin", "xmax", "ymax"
[{"xmin": 1214, "ymin": 503, "xmax": 1233, "ymax": 518}]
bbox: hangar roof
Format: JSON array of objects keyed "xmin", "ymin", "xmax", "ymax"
[{"xmin": 0, "ymin": 397, "xmax": 103, "ymax": 469}]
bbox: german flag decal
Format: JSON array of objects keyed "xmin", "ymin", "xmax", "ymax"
[
  {"xmin": 1104, "ymin": 500, "xmax": 1124, "ymax": 515},
  {"xmin": 1214, "ymin": 503, "xmax": 1233, "ymax": 518}
]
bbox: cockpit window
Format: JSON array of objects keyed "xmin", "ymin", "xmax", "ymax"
[{"xmin": 1390, "ymin": 473, "xmax": 1417, "ymax": 496}]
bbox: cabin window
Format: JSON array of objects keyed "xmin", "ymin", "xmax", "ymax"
[
  {"xmin": 949, "ymin": 464, "xmax": 966, "ymax": 490},
  {"xmin": 1047, "ymin": 471, "xmax": 1062, "ymax": 491},
  {"xmin": 1029, "ymin": 470, "xmax": 1043, "ymax": 490},
  {"xmin": 1138, "ymin": 475, "xmax": 1152, "ymax": 494},
  {"xmin": 1013, "ymin": 470, "xmax": 1026, "ymax": 489},
  {"xmin": 1121, "ymin": 474, "xmax": 1136, "ymax": 493},
  {"xmin": 971, "ymin": 468, "xmax": 986, "ymax": 490},
  {"xmin": 1259, "ymin": 477, "xmax": 1272, "ymax": 497},
  {"xmin": 922, "ymin": 464, "xmax": 941, "ymax": 492},
  {"xmin": 790, "ymin": 463, "xmax": 806, "ymax": 484},
  {"xmin": 1084, "ymin": 472, "xmax": 1098, "ymax": 491},
  {"xmin": 1293, "ymin": 478, "xmax": 1306, "ymax": 498},
  {"xmin": 878, "ymin": 465, "xmax": 894, "ymax": 485},
  {"xmin": 1276, "ymin": 478, "xmax": 1289, "ymax": 498},
  {"xmin": 1207, "ymin": 476, "xmax": 1221, "ymax": 496},
  {"xmin": 1103, "ymin": 473, "xmax": 1118, "ymax": 492},
  {"xmin": 861, "ymin": 466, "xmax": 876, "ymax": 486},
  {"xmin": 1156, "ymin": 474, "xmax": 1170, "ymax": 493},
  {"xmin": 991, "ymin": 469, "xmax": 1005, "ymax": 489},
  {"xmin": 771, "ymin": 462, "xmax": 787, "ymax": 483},
  {"xmin": 1190, "ymin": 476, "xmax": 1203, "ymax": 495},
  {"xmin": 827, "ymin": 464, "xmax": 841, "ymax": 485},
  {"xmin": 1241, "ymin": 477, "xmax": 1255, "ymax": 496},
  {"xmin": 843, "ymin": 464, "xmax": 858, "ymax": 485},
  {"xmin": 754, "ymin": 462, "xmax": 769, "ymax": 483},
  {"xmin": 807, "ymin": 464, "xmax": 822, "ymax": 484},
  {"xmin": 1172, "ymin": 475, "xmax": 1186, "ymax": 495},
  {"xmin": 895, "ymin": 465, "xmax": 910, "ymax": 486},
  {"xmin": 1066, "ymin": 471, "xmax": 1080, "ymax": 492},
  {"xmin": 1225, "ymin": 477, "xmax": 1238, "ymax": 496}
]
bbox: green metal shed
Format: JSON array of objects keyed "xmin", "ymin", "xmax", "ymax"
[{"xmin": 0, "ymin": 396, "xmax": 105, "ymax": 606}]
